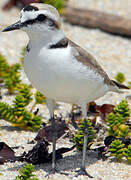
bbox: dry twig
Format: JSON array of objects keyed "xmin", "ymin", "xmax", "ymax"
[{"xmin": 64, "ymin": 7, "xmax": 131, "ymax": 37}]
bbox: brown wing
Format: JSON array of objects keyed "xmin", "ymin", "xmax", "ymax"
[{"xmin": 67, "ymin": 38, "xmax": 114, "ymax": 86}]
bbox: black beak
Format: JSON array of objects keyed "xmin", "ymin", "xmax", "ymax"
[{"xmin": 2, "ymin": 20, "xmax": 23, "ymax": 32}]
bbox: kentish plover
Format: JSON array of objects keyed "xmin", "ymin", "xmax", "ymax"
[{"xmin": 3, "ymin": 3, "xmax": 129, "ymax": 177}]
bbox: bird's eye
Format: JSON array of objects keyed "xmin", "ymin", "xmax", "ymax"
[{"xmin": 37, "ymin": 14, "xmax": 46, "ymax": 22}]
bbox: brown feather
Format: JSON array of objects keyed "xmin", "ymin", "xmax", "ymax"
[{"xmin": 67, "ymin": 38, "xmax": 114, "ymax": 86}]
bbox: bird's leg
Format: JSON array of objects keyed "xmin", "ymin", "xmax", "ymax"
[
  {"xmin": 71, "ymin": 112, "xmax": 79, "ymax": 130},
  {"xmin": 45, "ymin": 99, "xmax": 58, "ymax": 175},
  {"xmin": 71, "ymin": 104, "xmax": 80, "ymax": 130},
  {"xmin": 75, "ymin": 103, "xmax": 93, "ymax": 178},
  {"xmin": 45, "ymin": 99, "xmax": 68, "ymax": 176},
  {"xmin": 51, "ymin": 115, "xmax": 57, "ymax": 173},
  {"xmin": 45, "ymin": 117, "xmax": 59, "ymax": 176},
  {"xmin": 46, "ymin": 116, "xmax": 69, "ymax": 176}
]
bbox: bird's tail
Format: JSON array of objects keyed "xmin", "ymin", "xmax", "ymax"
[{"xmin": 110, "ymin": 80, "xmax": 129, "ymax": 93}]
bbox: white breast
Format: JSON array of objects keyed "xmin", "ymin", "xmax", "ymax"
[{"xmin": 24, "ymin": 45, "xmax": 108, "ymax": 104}]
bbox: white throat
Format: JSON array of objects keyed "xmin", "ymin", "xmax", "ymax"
[{"xmin": 25, "ymin": 28, "xmax": 65, "ymax": 48}]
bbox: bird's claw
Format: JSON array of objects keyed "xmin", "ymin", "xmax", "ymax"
[
  {"xmin": 75, "ymin": 168, "xmax": 93, "ymax": 178},
  {"xmin": 45, "ymin": 167, "xmax": 59, "ymax": 177},
  {"xmin": 45, "ymin": 167, "xmax": 68, "ymax": 177}
]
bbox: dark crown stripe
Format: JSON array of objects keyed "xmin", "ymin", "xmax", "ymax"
[
  {"xmin": 22, "ymin": 16, "xmax": 59, "ymax": 29},
  {"xmin": 49, "ymin": 38, "xmax": 68, "ymax": 49},
  {"xmin": 23, "ymin": 5, "xmax": 39, "ymax": 12}
]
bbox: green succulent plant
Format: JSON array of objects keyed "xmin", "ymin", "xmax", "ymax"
[
  {"xmin": 0, "ymin": 102, "xmax": 15, "ymax": 122},
  {"xmin": 128, "ymin": 82, "xmax": 131, "ymax": 88},
  {"xmin": 0, "ymin": 53, "xmax": 21, "ymax": 94},
  {"xmin": 114, "ymin": 100, "xmax": 131, "ymax": 119},
  {"xmin": 16, "ymin": 163, "xmax": 39, "ymax": 180},
  {"xmin": 115, "ymin": 72, "xmax": 126, "ymax": 84},
  {"xmin": 0, "ymin": 53, "xmax": 7, "ymax": 78},
  {"xmin": 0, "ymin": 84, "xmax": 42, "ymax": 131},
  {"xmin": 106, "ymin": 100, "xmax": 131, "ymax": 138},
  {"xmin": 74, "ymin": 119, "xmax": 96, "ymax": 151},
  {"xmin": 0, "ymin": 170, "xmax": 3, "ymax": 176},
  {"xmin": 109, "ymin": 139, "xmax": 126, "ymax": 161},
  {"xmin": 43, "ymin": 0, "xmax": 65, "ymax": 13},
  {"xmin": 110, "ymin": 140, "xmax": 131, "ymax": 163},
  {"xmin": 31, "ymin": 91, "xmax": 46, "ymax": 113},
  {"xmin": 123, "ymin": 144, "xmax": 131, "ymax": 163}
]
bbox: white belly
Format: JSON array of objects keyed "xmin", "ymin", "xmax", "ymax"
[{"xmin": 24, "ymin": 46, "xmax": 108, "ymax": 104}]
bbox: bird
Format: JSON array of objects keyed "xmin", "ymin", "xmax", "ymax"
[{"xmin": 2, "ymin": 3, "xmax": 129, "ymax": 177}]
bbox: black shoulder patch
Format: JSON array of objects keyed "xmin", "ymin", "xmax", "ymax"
[
  {"xmin": 23, "ymin": 5, "xmax": 39, "ymax": 12},
  {"xmin": 26, "ymin": 44, "xmax": 30, "ymax": 52},
  {"xmin": 49, "ymin": 38, "xmax": 68, "ymax": 49}
]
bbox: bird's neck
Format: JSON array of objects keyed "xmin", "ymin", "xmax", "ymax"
[{"xmin": 26, "ymin": 29, "xmax": 65, "ymax": 48}]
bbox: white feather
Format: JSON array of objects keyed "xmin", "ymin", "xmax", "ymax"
[
  {"xmin": 24, "ymin": 42, "xmax": 108, "ymax": 104},
  {"xmin": 20, "ymin": 6, "xmax": 109, "ymax": 105}
]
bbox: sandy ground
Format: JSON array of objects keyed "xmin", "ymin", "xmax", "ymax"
[{"xmin": 0, "ymin": 0, "xmax": 131, "ymax": 179}]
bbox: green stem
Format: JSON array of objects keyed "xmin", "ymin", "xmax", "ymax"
[{"xmin": 30, "ymin": 102, "xmax": 37, "ymax": 113}]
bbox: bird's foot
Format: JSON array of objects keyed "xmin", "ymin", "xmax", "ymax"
[
  {"xmin": 45, "ymin": 167, "xmax": 68, "ymax": 177},
  {"xmin": 75, "ymin": 167, "xmax": 93, "ymax": 178},
  {"xmin": 48, "ymin": 167, "xmax": 59, "ymax": 175}
]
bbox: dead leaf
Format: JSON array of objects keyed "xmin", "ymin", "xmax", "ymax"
[
  {"xmin": 22, "ymin": 140, "xmax": 75, "ymax": 164},
  {"xmin": 0, "ymin": 142, "xmax": 15, "ymax": 164},
  {"xmin": 35, "ymin": 120, "xmax": 68, "ymax": 142},
  {"xmin": 24, "ymin": 140, "xmax": 50, "ymax": 164},
  {"xmin": 97, "ymin": 104, "xmax": 115, "ymax": 121}
]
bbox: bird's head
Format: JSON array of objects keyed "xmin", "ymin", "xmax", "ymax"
[{"xmin": 3, "ymin": 3, "xmax": 62, "ymax": 40}]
